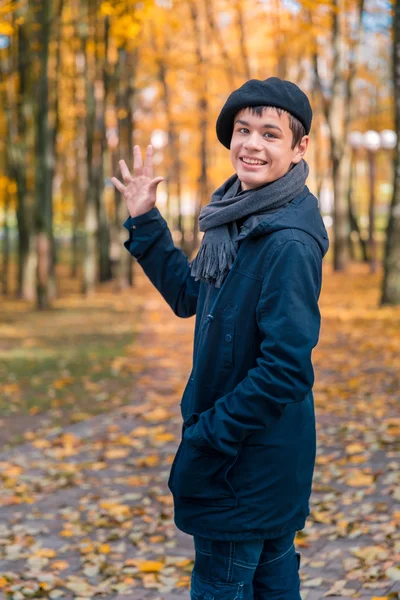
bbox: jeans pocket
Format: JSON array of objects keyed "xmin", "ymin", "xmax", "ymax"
[
  {"xmin": 170, "ymin": 440, "xmax": 238, "ymax": 507},
  {"xmin": 191, "ymin": 572, "xmax": 244, "ymax": 600}
]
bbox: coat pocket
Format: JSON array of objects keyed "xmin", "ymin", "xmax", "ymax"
[{"xmin": 168, "ymin": 439, "xmax": 238, "ymax": 507}]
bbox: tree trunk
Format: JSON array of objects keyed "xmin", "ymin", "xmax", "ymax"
[
  {"xmin": 204, "ymin": 0, "xmax": 235, "ymax": 88},
  {"xmin": 82, "ymin": 2, "xmax": 98, "ymax": 295},
  {"xmin": 0, "ymin": 38, "xmax": 12, "ymax": 296},
  {"xmin": 151, "ymin": 26, "xmax": 182, "ymax": 240},
  {"xmin": 311, "ymin": 0, "xmax": 365, "ymax": 271},
  {"xmin": 13, "ymin": 11, "xmax": 36, "ymax": 300},
  {"xmin": 189, "ymin": 0, "xmax": 209, "ymax": 255},
  {"xmin": 367, "ymin": 151, "xmax": 378, "ymax": 273},
  {"xmin": 347, "ymin": 150, "xmax": 368, "ymax": 262},
  {"xmin": 46, "ymin": 0, "xmax": 64, "ymax": 300},
  {"xmin": 381, "ymin": 0, "xmax": 400, "ymax": 305},
  {"xmin": 235, "ymin": 0, "xmax": 251, "ymax": 80},
  {"xmin": 1, "ymin": 193, "xmax": 10, "ymax": 296},
  {"xmin": 95, "ymin": 14, "xmax": 112, "ymax": 283},
  {"xmin": 34, "ymin": 0, "xmax": 53, "ymax": 310},
  {"xmin": 71, "ymin": 31, "xmax": 86, "ymax": 280},
  {"xmin": 113, "ymin": 46, "xmax": 137, "ymax": 290},
  {"xmin": 331, "ymin": 147, "xmax": 351, "ymax": 271}
]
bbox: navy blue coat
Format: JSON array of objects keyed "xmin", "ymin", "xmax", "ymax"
[{"xmin": 123, "ymin": 186, "xmax": 329, "ymax": 541}]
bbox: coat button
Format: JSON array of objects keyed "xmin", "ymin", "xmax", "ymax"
[{"xmin": 225, "ymin": 334, "xmax": 232, "ymax": 343}]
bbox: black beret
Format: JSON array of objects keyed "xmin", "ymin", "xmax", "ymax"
[{"xmin": 216, "ymin": 77, "xmax": 312, "ymax": 149}]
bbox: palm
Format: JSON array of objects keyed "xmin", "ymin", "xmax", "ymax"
[{"xmin": 111, "ymin": 144, "xmax": 164, "ymax": 218}]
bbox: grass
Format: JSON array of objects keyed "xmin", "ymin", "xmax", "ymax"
[{"xmin": 0, "ymin": 261, "xmax": 145, "ymax": 449}]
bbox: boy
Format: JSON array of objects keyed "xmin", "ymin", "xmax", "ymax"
[{"xmin": 112, "ymin": 77, "xmax": 329, "ymax": 600}]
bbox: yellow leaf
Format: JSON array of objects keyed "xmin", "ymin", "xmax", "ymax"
[
  {"xmin": 132, "ymin": 426, "xmax": 150, "ymax": 437},
  {"xmin": 53, "ymin": 376, "xmax": 74, "ymax": 389},
  {"xmin": 117, "ymin": 435, "xmax": 133, "ymax": 445},
  {"xmin": 98, "ymin": 543, "xmax": 111, "ymax": 554},
  {"xmin": 89, "ymin": 462, "xmax": 107, "ymax": 471},
  {"xmin": 3, "ymin": 465, "xmax": 23, "ymax": 477},
  {"xmin": 32, "ymin": 439, "xmax": 52, "ymax": 449},
  {"xmin": 39, "ymin": 582, "xmax": 50, "ymax": 590},
  {"xmin": 35, "ymin": 548, "xmax": 56, "ymax": 558},
  {"xmin": 345, "ymin": 443, "xmax": 364, "ymax": 454},
  {"xmin": 176, "ymin": 575, "xmax": 191, "ymax": 587},
  {"xmin": 175, "ymin": 558, "xmax": 192, "ymax": 567},
  {"xmin": 0, "ymin": 577, "xmax": 8, "ymax": 588},
  {"xmin": 60, "ymin": 529, "xmax": 74, "ymax": 537},
  {"xmin": 50, "ymin": 560, "xmax": 70, "ymax": 570},
  {"xmin": 143, "ymin": 407, "xmax": 171, "ymax": 421},
  {"xmin": 135, "ymin": 455, "xmax": 160, "ymax": 467},
  {"xmin": 132, "ymin": 560, "xmax": 165, "ymax": 572},
  {"xmin": 345, "ymin": 473, "xmax": 374, "ymax": 487},
  {"xmin": 157, "ymin": 495, "xmax": 173, "ymax": 506},
  {"xmin": 2, "ymin": 383, "xmax": 20, "ymax": 394},
  {"xmin": 104, "ymin": 448, "xmax": 130, "ymax": 459},
  {"xmin": 80, "ymin": 541, "xmax": 95, "ymax": 554},
  {"xmin": 153, "ymin": 432, "xmax": 175, "ymax": 442},
  {"xmin": 311, "ymin": 510, "xmax": 333, "ymax": 524},
  {"xmin": 0, "ymin": 22, "xmax": 13, "ymax": 36},
  {"xmin": 99, "ymin": 501, "xmax": 131, "ymax": 517},
  {"xmin": 100, "ymin": 1, "xmax": 114, "ymax": 15}
]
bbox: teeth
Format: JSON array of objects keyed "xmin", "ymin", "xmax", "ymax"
[{"xmin": 242, "ymin": 157, "xmax": 266, "ymax": 165}]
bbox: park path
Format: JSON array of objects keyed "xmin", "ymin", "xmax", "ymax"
[{"xmin": 0, "ymin": 268, "xmax": 398, "ymax": 600}]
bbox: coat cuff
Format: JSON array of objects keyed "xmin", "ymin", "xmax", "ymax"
[{"xmin": 122, "ymin": 207, "xmax": 165, "ymax": 231}]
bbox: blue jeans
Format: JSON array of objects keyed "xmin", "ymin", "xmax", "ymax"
[{"xmin": 190, "ymin": 531, "xmax": 301, "ymax": 600}]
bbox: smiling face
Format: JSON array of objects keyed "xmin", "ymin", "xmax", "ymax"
[{"xmin": 230, "ymin": 106, "xmax": 309, "ymax": 191}]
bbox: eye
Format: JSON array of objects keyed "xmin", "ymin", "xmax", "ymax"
[
  {"xmin": 238, "ymin": 127, "xmax": 249, "ymax": 134},
  {"xmin": 264, "ymin": 132, "xmax": 276, "ymax": 139}
]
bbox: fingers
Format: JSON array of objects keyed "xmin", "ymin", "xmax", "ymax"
[
  {"xmin": 148, "ymin": 176, "xmax": 164, "ymax": 191},
  {"xmin": 133, "ymin": 145, "xmax": 143, "ymax": 177},
  {"xmin": 143, "ymin": 145, "xmax": 153, "ymax": 179},
  {"xmin": 111, "ymin": 177, "xmax": 125, "ymax": 194},
  {"xmin": 119, "ymin": 160, "xmax": 132, "ymax": 183}
]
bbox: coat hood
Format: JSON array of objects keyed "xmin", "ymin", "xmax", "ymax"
[{"xmin": 236, "ymin": 186, "xmax": 329, "ymax": 258}]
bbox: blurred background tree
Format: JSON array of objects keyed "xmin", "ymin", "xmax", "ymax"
[{"xmin": 0, "ymin": 0, "xmax": 397, "ymax": 309}]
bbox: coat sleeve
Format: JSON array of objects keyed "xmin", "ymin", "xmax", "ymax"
[
  {"xmin": 183, "ymin": 239, "xmax": 322, "ymax": 456},
  {"xmin": 123, "ymin": 207, "xmax": 200, "ymax": 318}
]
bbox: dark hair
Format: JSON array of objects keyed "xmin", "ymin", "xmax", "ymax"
[{"xmin": 245, "ymin": 105, "xmax": 306, "ymax": 149}]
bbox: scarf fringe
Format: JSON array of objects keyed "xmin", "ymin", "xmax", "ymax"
[{"xmin": 191, "ymin": 235, "xmax": 237, "ymax": 288}]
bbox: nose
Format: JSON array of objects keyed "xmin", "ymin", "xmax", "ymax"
[{"xmin": 243, "ymin": 131, "xmax": 263, "ymax": 151}]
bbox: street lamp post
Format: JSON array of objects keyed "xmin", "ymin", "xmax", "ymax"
[
  {"xmin": 363, "ymin": 130, "xmax": 381, "ymax": 274},
  {"xmin": 348, "ymin": 131, "xmax": 365, "ymax": 261}
]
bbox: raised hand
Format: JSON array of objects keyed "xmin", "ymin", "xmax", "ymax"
[{"xmin": 111, "ymin": 144, "xmax": 164, "ymax": 219}]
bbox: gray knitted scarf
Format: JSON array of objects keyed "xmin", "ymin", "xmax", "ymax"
[{"xmin": 190, "ymin": 159, "xmax": 309, "ymax": 288}]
